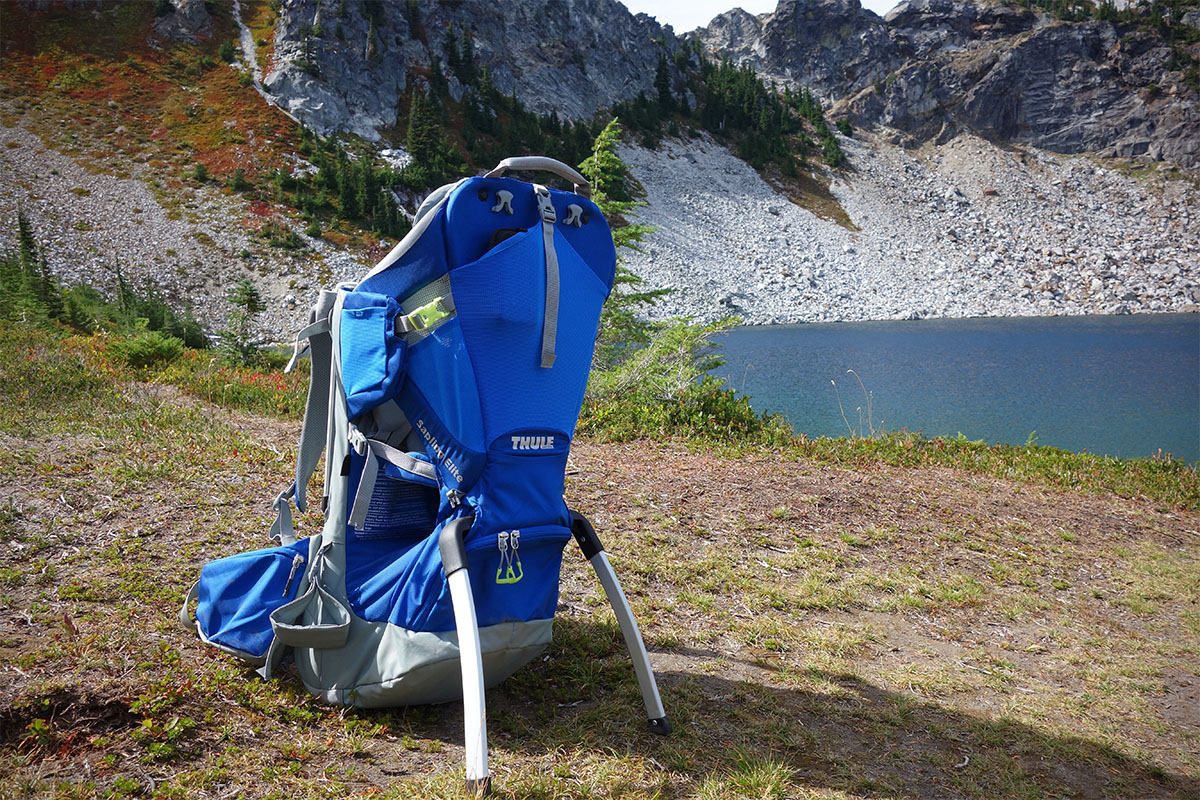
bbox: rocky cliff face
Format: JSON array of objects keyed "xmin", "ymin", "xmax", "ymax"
[
  {"xmin": 699, "ymin": 0, "xmax": 1200, "ymax": 168},
  {"xmin": 262, "ymin": 0, "xmax": 679, "ymax": 142},
  {"xmin": 698, "ymin": 0, "xmax": 900, "ymax": 101},
  {"xmin": 258, "ymin": 0, "xmax": 1198, "ymax": 167}
]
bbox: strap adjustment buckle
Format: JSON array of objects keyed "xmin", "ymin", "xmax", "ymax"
[
  {"xmin": 534, "ymin": 185, "xmax": 556, "ymax": 224},
  {"xmin": 396, "ymin": 296, "xmax": 455, "ymax": 335},
  {"xmin": 410, "ymin": 297, "xmax": 451, "ymax": 331}
]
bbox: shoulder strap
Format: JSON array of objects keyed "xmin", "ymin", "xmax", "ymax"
[{"xmin": 270, "ymin": 290, "xmax": 338, "ymax": 545}]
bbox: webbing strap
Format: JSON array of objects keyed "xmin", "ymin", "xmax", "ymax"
[
  {"xmin": 294, "ymin": 322, "xmax": 332, "ymax": 512},
  {"xmin": 270, "ymin": 290, "xmax": 337, "ymax": 543},
  {"xmin": 534, "ymin": 184, "xmax": 559, "ymax": 369},
  {"xmin": 269, "ymin": 486, "xmax": 298, "ymax": 546},
  {"xmin": 367, "ymin": 436, "xmax": 435, "ymax": 481},
  {"xmin": 347, "ymin": 441, "xmax": 380, "ymax": 531}
]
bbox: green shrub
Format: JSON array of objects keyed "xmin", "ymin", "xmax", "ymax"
[
  {"xmin": 157, "ymin": 350, "xmax": 308, "ymax": 418},
  {"xmin": 259, "ymin": 221, "xmax": 303, "ymax": 249},
  {"xmin": 580, "ymin": 375, "xmax": 792, "ymax": 445},
  {"xmin": 0, "ymin": 326, "xmax": 116, "ymax": 432},
  {"xmin": 219, "ymin": 280, "xmax": 265, "ymax": 366},
  {"xmin": 108, "ymin": 329, "xmax": 184, "ymax": 368},
  {"xmin": 228, "ymin": 168, "xmax": 251, "ymax": 192}
]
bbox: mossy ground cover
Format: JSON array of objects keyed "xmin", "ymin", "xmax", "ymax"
[{"xmin": 0, "ymin": 326, "xmax": 1197, "ymax": 799}]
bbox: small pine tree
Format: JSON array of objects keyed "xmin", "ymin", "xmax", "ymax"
[
  {"xmin": 405, "ymin": 91, "xmax": 438, "ymax": 164},
  {"xmin": 17, "ymin": 208, "xmax": 37, "ymax": 275},
  {"xmin": 37, "ymin": 249, "xmax": 63, "ymax": 321},
  {"xmin": 579, "ymin": 119, "xmax": 666, "ymax": 364},
  {"xmin": 338, "ymin": 153, "xmax": 360, "ymax": 218},
  {"xmin": 228, "ymin": 167, "xmax": 251, "ymax": 191},
  {"xmin": 221, "ymin": 279, "xmax": 265, "ymax": 365},
  {"xmin": 459, "ymin": 27, "xmax": 477, "ymax": 86}
]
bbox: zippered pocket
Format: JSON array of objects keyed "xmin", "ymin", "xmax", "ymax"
[
  {"xmin": 462, "ymin": 525, "xmax": 572, "ymax": 628},
  {"xmin": 194, "ymin": 539, "xmax": 310, "ymax": 660}
]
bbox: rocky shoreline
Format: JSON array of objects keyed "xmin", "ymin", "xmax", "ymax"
[{"xmin": 620, "ymin": 131, "xmax": 1199, "ymax": 325}]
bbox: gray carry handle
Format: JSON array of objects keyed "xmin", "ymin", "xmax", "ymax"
[{"xmin": 485, "ymin": 156, "xmax": 591, "ymax": 198}]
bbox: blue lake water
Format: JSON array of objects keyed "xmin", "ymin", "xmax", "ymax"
[{"xmin": 710, "ymin": 314, "xmax": 1200, "ymax": 463}]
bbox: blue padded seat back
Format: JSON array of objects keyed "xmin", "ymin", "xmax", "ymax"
[{"xmin": 344, "ymin": 175, "xmax": 615, "ymax": 632}]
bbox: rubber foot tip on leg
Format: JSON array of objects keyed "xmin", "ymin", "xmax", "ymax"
[
  {"xmin": 648, "ymin": 716, "xmax": 672, "ymax": 736},
  {"xmin": 465, "ymin": 777, "xmax": 491, "ymax": 797}
]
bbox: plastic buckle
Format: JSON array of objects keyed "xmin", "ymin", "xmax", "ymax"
[
  {"xmin": 534, "ymin": 185, "xmax": 556, "ymax": 224},
  {"xmin": 407, "ymin": 297, "xmax": 450, "ymax": 332}
]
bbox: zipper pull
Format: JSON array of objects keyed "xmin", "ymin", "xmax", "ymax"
[
  {"xmin": 496, "ymin": 530, "xmax": 523, "ymax": 585},
  {"xmin": 282, "ymin": 553, "xmax": 305, "ymax": 597},
  {"xmin": 447, "ymin": 489, "xmax": 464, "ymax": 508}
]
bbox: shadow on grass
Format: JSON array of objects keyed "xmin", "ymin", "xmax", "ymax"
[{"xmin": 363, "ymin": 617, "xmax": 1196, "ymax": 800}]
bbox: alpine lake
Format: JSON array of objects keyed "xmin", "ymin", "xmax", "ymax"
[{"xmin": 710, "ymin": 313, "xmax": 1200, "ymax": 464}]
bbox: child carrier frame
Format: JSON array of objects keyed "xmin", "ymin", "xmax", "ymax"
[{"xmin": 181, "ymin": 156, "xmax": 670, "ymax": 795}]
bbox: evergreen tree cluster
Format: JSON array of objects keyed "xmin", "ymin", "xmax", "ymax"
[
  {"xmin": 1023, "ymin": 0, "xmax": 1200, "ymax": 48},
  {"xmin": 609, "ymin": 43, "xmax": 848, "ymax": 170},
  {"xmin": 271, "ymin": 130, "xmax": 411, "ymax": 240},
  {"xmin": 1, "ymin": 210, "xmax": 206, "ymax": 347},
  {"xmin": 416, "ymin": 26, "xmax": 602, "ymax": 182},
  {"xmin": 1017, "ymin": 0, "xmax": 1199, "ymax": 90}
]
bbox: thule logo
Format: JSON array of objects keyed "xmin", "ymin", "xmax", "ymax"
[{"xmin": 511, "ymin": 435, "xmax": 556, "ymax": 451}]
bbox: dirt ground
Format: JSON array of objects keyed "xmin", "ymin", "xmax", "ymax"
[{"xmin": 0, "ymin": 389, "xmax": 1197, "ymax": 799}]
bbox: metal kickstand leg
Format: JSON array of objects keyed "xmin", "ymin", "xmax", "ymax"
[{"xmin": 570, "ymin": 510, "xmax": 671, "ymax": 735}]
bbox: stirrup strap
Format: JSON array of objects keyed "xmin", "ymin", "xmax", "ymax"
[{"xmin": 346, "ymin": 424, "xmax": 436, "ymax": 530}]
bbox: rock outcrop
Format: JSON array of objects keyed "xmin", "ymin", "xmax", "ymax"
[
  {"xmin": 151, "ymin": 0, "xmax": 213, "ymax": 44},
  {"xmin": 699, "ymin": 0, "xmax": 1200, "ymax": 168},
  {"xmin": 261, "ymin": 0, "xmax": 680, "ymax": 141}
]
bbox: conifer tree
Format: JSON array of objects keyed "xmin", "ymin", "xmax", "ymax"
[
  {"xmin": 405, "ymin": 91, "xmax": 437, "ymax": 164},
  {"xmin": 654, "ymin": 55, "xmax": 674, "ymax": 115},
  {"xmin": 37, "ymin": 248, "xmax": 63, "ymax": 320},
  {"xmin": 579, "ymin": 118, "xmax": 665, "ymax": 360},
  {"xmin": 459, "ymin": 27, "xmax": 477, "ymax": 86}
]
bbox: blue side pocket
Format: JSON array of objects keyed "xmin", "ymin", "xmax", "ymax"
[
  {"xmin": 195, "ymin": 540, "xmax": 309, "ymax": 660},
  {"xmin": 341, "ymin": 291, "xmax": 407, "ymax": 419}
]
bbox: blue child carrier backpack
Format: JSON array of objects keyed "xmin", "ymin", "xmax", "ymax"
[{"xmin": 180, "ymin": 157, "xmax": 670, "ymax": 794}]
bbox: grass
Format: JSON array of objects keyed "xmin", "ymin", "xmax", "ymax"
[{"xmin": 1, "ymin": 329, "xmax": 1198, "ymax": 799}]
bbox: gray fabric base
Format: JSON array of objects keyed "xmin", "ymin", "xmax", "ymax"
[{"xmin": 293, "ymin": 616, "xmax": 554, "ymax": 708}]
